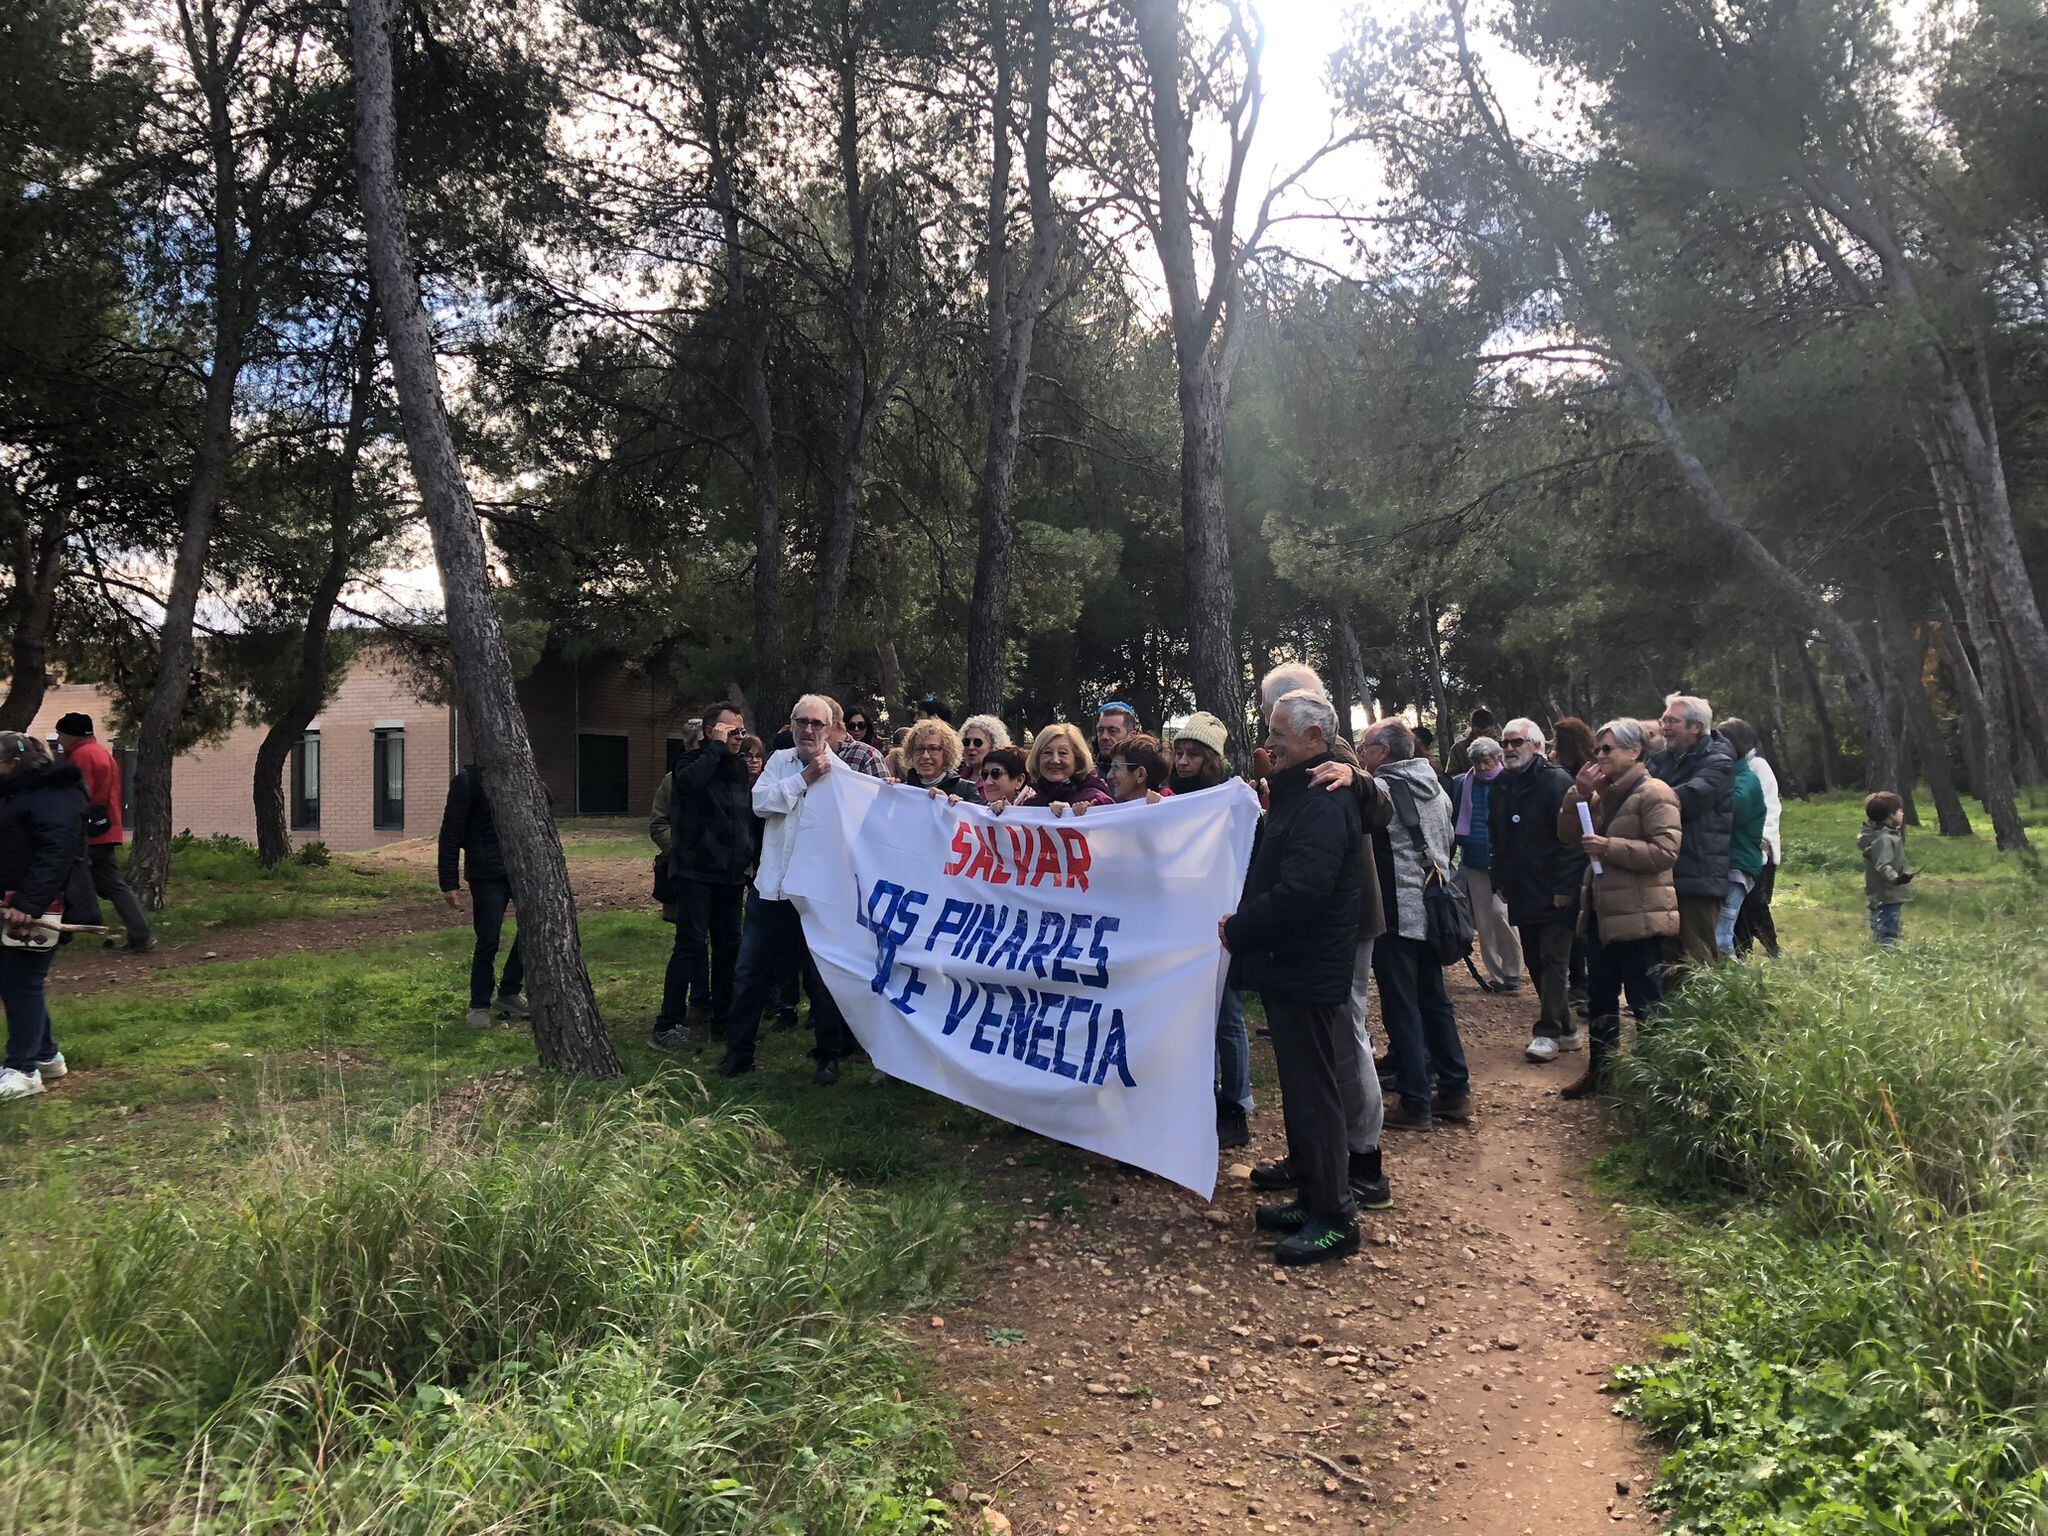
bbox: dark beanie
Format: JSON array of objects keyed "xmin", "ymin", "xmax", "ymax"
[{"xmin": 56, "ymin": 712, "xmax": 94, "ymax": 737}]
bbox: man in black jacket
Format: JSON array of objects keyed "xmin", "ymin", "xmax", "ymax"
[
  {"xmin": 1649, "ymin": 693, "xmax": 1736, "ymax": 971},
  {"xmin": 437, "ymin": 764, "xmax": 527, "ymax": 1031},
  {"xmin": 1490, "ymin": 719, "xmax": 1587, "ymax": 1064},
  {"xmin": 651, "ymin": 704, "xmax": 754, "ymax": 1051},
  {"xmin": 1222, "ymin": 689, "xmax": 1366, "ymax": 1266},
  {"xmin": 0, "ymin": 733, "xmax": 85, "ymax": 1099}
]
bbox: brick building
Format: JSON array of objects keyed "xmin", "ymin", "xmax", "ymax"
[{"xmin": 21, "ymin": 644, "xmax": 695, "ymax": 852}]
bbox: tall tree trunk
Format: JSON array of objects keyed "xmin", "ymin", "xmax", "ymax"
[
  {"xmin": 966, "ymin": 0, "xmax": 1059, "ymax": 718},
  {"xmin": 1871, "ymin": 571, "xmax": 1971, "ymax": 836},
  {"xmin": 253, "ymin": 307, "xmax": 379, "ymax": 867},
  {"xmin": 1932, "ymin": 598, "xmax": 2029, "ymax": 850},
  {"xmin": 0, "ymin": 484, "xmax": 69, "ymax": 731},
  {"xmin": 350, "ymin": 0, "xmax": 620, "ymax": 1076},
  {"xmin": 1445, "ymin": 0, "xmax": 1896, "ymax": 789},
  {"xmin": 1765, "ymin": 642, "xmax": 1796, "ymax": 797},
  {"xmin": 1128, "ymin": 0, "xmax": 1253, "ymax": 745},
  {"xmin": 1338, "ymin": 607, "xmax": 1371, "ymax": 730},
  {"xmin": 802, "ymin": 18, "xmax": 893, "ymax": 691},
  {"xmin": 1415, "ymin": 594, "xmax": 1451, "ymax": 742},
  {"xmin": 1796, "ymin": 639, "xmax": 1840, "ymax": 792}
]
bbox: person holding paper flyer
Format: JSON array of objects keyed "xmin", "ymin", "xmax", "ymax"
[
  {"xmin": 1221, "ymin": 690, "xmax": 1367, "ymax": 1265},
  {"xmin": 1557, "ymin": 719, "xmax": 1679, "ymax": 1098}
]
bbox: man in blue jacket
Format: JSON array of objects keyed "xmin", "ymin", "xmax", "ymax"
[
  {"xmin": 1222, "ymin": 689, "xmax": 1367, "ymax": 1267},
  {"xmin": 1649, "ymin": 694, "xmax": 1736, "ymax": 972}
]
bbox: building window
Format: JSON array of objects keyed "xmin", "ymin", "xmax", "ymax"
[
  {"xmin": 577, "ymin": 733, "xmax": 630, "ymax": 815},
  {"xmin": 291, "ymin": 732, "xmax": 321, "ymax": 830},
  {"xmin": 373, "ymin": 728, "xmax": 405, "ymax": 829}
]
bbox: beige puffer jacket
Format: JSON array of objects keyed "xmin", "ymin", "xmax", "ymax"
[{"xmin": 1558, "ymin": 765, "xmax": 1680, "ymax": 943}]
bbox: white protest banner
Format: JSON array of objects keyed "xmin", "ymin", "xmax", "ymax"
[{"xmin": 783, "ymin": 770, "xmax": 1260, "ymax": 1198}]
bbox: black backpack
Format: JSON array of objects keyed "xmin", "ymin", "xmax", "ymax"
[{"xmin": 1388, "ymin": 777, "xmax": 1475, "ymax": 967}]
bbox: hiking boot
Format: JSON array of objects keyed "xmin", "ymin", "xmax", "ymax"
[
  {"xmin": 107, "ymin": 937, "xmax": 158, "ymax": 954},
  {"xmin": 1217, "ymin": 1099, "xmax": 1250, "ymax": 1150},
  {"xmin": 813, "ymin": 1059, "xmax": 841, "ymax": 1087},
  {"xmin": 1255, "ymin": 1200, "xmax": 1311, "ymax": 1233},
  {"xmin": 772, "ymin": 1010, "xmax": 800, "ymax": 1033},
  {"xmin": 0, "ymin": 1067, "xmax": 43, "ymax": 1101},
  {"xmin": 1561, "ymin": 1045, "xmax": 1611, "ymax": 1101},
  {"xmin": 1557, "ymin": 1028, "xmax": 1586, "ymax": 1052},
  {"xmin": 1525, "ymin": 1034, "xmax": 1560, "ymax": 1063},
  {"xmin": 1250, "ymin": 1157, "xmax": 1301, "ymax": 1191},
  {"xmin": 712, "ymin": 1055, "xmax": 753, "ymax": 1078},
  {"xmin": 1383, "ymin": 1102, "xmax": 1434, "ymax": 1133},
  {"xmin": 649, "ymin": 1026, "xmax": 691, "ymax": 1053},
  {"xmin": 466, "ymin": 1007, "xmax": 495, "ymax": 1031},
  {"xmin": 34, "ymin": 1053, "xmax": 67, "ymax": 1081},
  {"xmin": 494, "ymin": 993, "xmax": 531, "ymax": 1019},
  {"xmin": 1274, "ymin": 1219, "xmax": 1360, "ymax": 1266},
  {"xmin": 1351, "ymin": 1174, "xmax": 1393, "ymax": 1211},
  {"xmin": 1433, "ymin": 1090, "xmax": 1474, "ymax": 1122}
]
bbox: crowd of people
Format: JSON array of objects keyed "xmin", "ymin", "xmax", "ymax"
[{"xmin": 429, "ymin": 672, "xmax": 1802, "ymax": 1267}]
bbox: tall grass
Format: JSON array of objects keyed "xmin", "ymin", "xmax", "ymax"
[
  {"xmin": 0, "ymin": 1080, "xmax": 972, "ymax": 1533},
  {"xmin": 1614, "ymin": 898, "xmax": 2048, "ymax": 1535}
]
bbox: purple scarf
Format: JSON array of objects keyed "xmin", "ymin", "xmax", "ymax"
[{"xmin": 1454, "ymin": 762, "xmax": 1503, "ymax": 838}]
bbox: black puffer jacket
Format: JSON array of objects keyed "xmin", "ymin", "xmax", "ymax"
[
  {"xmin": 1649, "ymin": 730, "xmax": 1737, "ymax": 899},
  {"xmin": 906, "ymin": 769, "xmax": 983, "ymax": 805},
  {"xmin": 667, "ymin": 742, "xmax": 755, "ymax": 885},
  {"xmin": 438, "ymin": 766, "xmax": 506, "ymax": 890},
  {"xmin": 1225, "ymin": 753, "xmax": 1363, "ymax": 1004},
  {"xmin": 1488, "ymin": 758, "xmax": 1586, "ymax": 927},
  {"xmin": 0, "ymin": 758, "xmax": 86, "ymax": 918}
]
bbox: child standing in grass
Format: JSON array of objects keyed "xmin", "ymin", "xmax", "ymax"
[{"xmin": 1858, "ymin": 791, "xmax": 1913, "ymax": 948}]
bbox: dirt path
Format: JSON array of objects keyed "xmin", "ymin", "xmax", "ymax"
[
  {"xmin": 933, "ymin": 975, "xmax": 1663, "ymax": 1535},
  {"xmin": 51, "ymin": 837, "xmax": 654, "ymax": 998}
]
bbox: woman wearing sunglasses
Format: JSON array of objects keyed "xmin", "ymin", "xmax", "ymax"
[
  {"xmin": 973, "ymin": 746, "xmax": 1028, "ymax": 811},
  {"xmin": 958, "ymin": 715, "xmax": 1010, "ymax": 779}
]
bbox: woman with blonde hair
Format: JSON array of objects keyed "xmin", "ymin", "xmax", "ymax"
[
  {"xmin": 901, "ymin": 718, "xmax": 981, "ymax": 802},
  {"xmin": 1010, "ymin": 722, "xmax": 1113, "ymax": 812}
]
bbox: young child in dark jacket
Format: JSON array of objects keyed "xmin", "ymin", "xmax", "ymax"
[{"xmin": 1858, "ymin": 791, "xmax": 1913, "ymax": 949}]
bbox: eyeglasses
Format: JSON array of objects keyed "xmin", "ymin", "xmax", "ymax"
[
  {"xmin": 1502, "ymin": 736, "xmax": 1527, "ymax": 747},
  {"xmin": 848, "ymin": 719, "xmax": 869, "ymax": 732},
  {"xmin": 979, "ymin": 767, "xmax": 1010, "ymax": 781},
  {"xmin": 963, "ymin": 736, "xmax": 987, "ymax": 749},
  {"xmin": 1105, "ymin": 760, "xmax": 1131, "ymax": 774},
  {"xmin": 1594, "ymin": 743, "xmax": 1620, "ymax": 755},
  {"xmin": 792, "ymin": 717, "xmax": 830, "ymax": 732}
]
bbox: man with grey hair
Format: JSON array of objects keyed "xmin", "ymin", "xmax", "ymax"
[
  {"xmin": 1248, "ymin": 663, "xmax": 1394, "ymax": 1212},
  {"xmin": 1491, "ymin": 719, "xmax": 1586, "ymax": 1062},
  {"xmin": 1353, "ymin": 717, "xmax": 1471, "ymax": 1130},
  {"xmin": 1649, "ymin": 693, "xmax": 1736, "ymax": 970},
  {"xmin": 1222, "ymin": 689, "xmax": 1368, "ymax": 1263}
]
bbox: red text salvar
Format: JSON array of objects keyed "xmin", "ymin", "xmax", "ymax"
[{"xmin": 944, "ymin": 821, "xmax": 1093, "ymax": 892}]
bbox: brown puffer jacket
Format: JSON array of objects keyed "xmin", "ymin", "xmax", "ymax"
[{"xmin": 1558, "ymin": 764, "xmax": 1680, "ymax": 943}]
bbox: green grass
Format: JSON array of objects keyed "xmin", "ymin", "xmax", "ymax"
[
  {"xmin": 0, "ymin": 1082, "xmax": 976, "ymax": 1533},
  {"xmin": 133, "ymin": 833, "xmax": 437, "ymax": 946},
  {"xmin": 1604, "ymin": 789, "xmax": 2048, "ymax": 1536}
]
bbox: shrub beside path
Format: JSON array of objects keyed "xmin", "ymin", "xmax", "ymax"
[{"xmin": 932, "ymin": 978, "xmax": 1664, "ymax": 1535}]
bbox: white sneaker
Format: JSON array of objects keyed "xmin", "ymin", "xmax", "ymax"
[
  {"xmin": 0, "ymin": 1067, "xmax": 44, "ymax": 1101},
  {"xmin": 1557, "ymin": 1029, "xmax": 1586, "ymax": 1053},
  {"xmin": 466, "ymin": 1007, "xmax": 494, "ymax": 1031},
  {"xmin": 1525, "ymin": 1035, "xmax": 1560, "ymax": 1064},
  {"xmin": 35, "ymin": 1053, "xmax": 67, "ymax": 1080}
]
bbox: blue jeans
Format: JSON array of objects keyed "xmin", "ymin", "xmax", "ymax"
[
  {"xmin": 723, "ymin": 893, "xmax": 851, "ymax": 1066},
  {"xmin": 1216, "ymin": 987, "xmax": 1252, "ymax": 1113},
  {"xmin": 467, "ymin": 878, "xmax": 524, "ymax": 1010},
  {"xmin": 1714, "ymin": 876, "xmax": 1752, "ymax": 957},
  {"xmin": 1869, "ymin": 904, "xmax": 1902, "ymax": 948},
  {"xmin": 1374, "ymin": 934, "xmax": 1470, "ymax": 1116},
  {"xmin": 1, "ymin": 945, "xmax": 57, "ymax": 1073}
]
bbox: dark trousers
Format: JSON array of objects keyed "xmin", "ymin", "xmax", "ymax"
[
  {"xmin": 1734, "ymin": 861, "xmax": 1779, "ymax": 957},
  {"xmin": 66, "ymin": 845, "xmax": 152, "ymax": 945},
  {"xmin": 1374, "ymin": 934, "xmax": 1470, "ymax": 1116},
  {"xmin": 1586, "ymin": 920, "xmax": 1664, "ymax": 1057},
  {"xmin": 468, "ymin": 878, "xmax": 524, "ymax": 1010},
  {"xmin": 1665, "ymin": 896, "xmax": 1720, "ymax": 974},
  {"xmin": 659, "ymin": 879, "xmax": 743, "ymax": 1029},
  {"xmin": 1518, "ymin": 919, "xmax": 1573, "ymax": 1038},
  {"xmin": 1265, "ymin": 994, "xmax": 1359, "ymax": 1227},
  {"xmin": 723, "ymin": 893, "xmax": 851, "ymax": 1065},
  {"xmin": 773, "ymin": 917, "xmax": 804, "ymax": 1019},
  {"xmin": 1, "ymin": 945, "xmax": 57, "ymax": 1073},
  {"xmin": 1568, "ymin": 933, "xmax": 1588, "ymax": 998}
]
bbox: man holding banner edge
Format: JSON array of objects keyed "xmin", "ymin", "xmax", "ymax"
[{"xmin": 1221, "ymin": 689, "xmax": 1370, "ymax": 1266}]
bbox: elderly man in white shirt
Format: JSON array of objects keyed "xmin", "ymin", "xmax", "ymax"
[{"xmin": 713, "ymin": 693, "xmax": 859, "ymax": 1085}]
